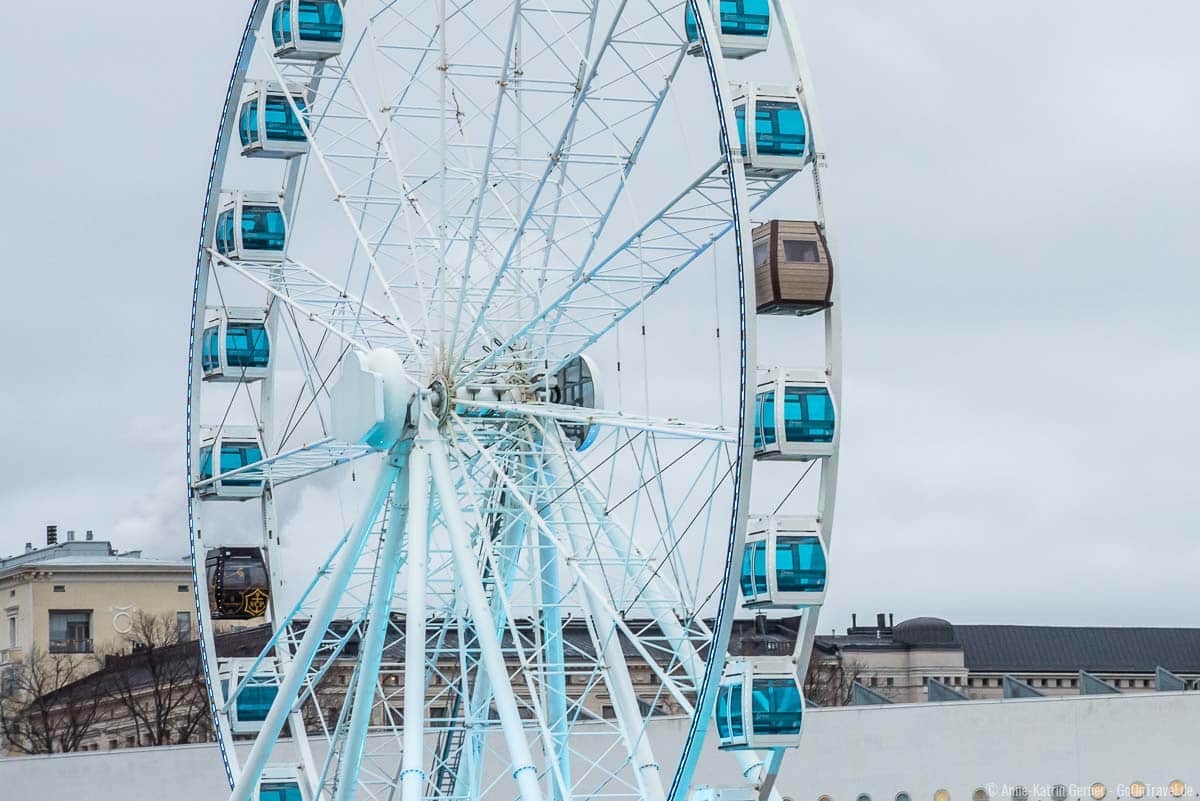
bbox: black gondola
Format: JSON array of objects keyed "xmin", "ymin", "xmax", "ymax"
[{"xmin": 206, "ymin": 547, "xmax": 271, "ymax": 620}]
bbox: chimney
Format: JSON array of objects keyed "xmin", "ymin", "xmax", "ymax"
[
  {"xmin": 24, "ymin": 542, "xmax": 33, "ymax": 553},
  {"xmin": 851, "ymin": 613, "xmax": 857, "ymax": 629},
  {"xmin": 877, "ymin": 613, "xmax": 887, "ymax": 631},
  {"xmin": 46, "ymin": 525, "xmax": 58, "ymax": 546},
  {"xmin": 85, "ymin": 530, "xmax": 94, "ymax": 541},
  {"xmin": 889, "ymin": 613, "xmax": 895, "ymax": 628},
  {"xmin": 67, "ymin": 530, "xmax": 76, "ymax": 542}
]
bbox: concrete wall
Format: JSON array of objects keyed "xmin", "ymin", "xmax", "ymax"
[{"xmin": 1, "ymin": 690, "xmax": 1197, "ymax": 801}]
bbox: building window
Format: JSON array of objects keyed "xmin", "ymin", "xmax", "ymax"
[
  {"xmin": 53, "ymin": 585, "xmax": 66, "ymax": 593},
  {"xmin": 886, "ymin": 677, "xmax": 894, "ymax": 687},
  {"xmin": 1, "ymin": 665, "xmax": 20, "ymax": 697},
  {"xmin": 48, "ymin": 610, "xmax": 93, "ymax": 653},
  {"xmin": 176, "ymin": 611, "xmax": 192, "ymax": 641},
  {"xmin": 783, "ymin": 239, "xmax": 821, "ymax": 263},
  {"xmin": 870, "ymin": 676, "xmax": 878, "ymax": 687},
  {"xmin": 602, "ymin": 705, "xmax": 617, "ymax": 719},
  {"xmin": 6, "ymin": 610, "xmax": 16, "ymax": 648},
  {"xmin": 177, "ymin": 584, "xmax": 189, "ymax": 593},
  {"xmin": 108, "ymin": 739, "xmax": 118, "ymax": 750}
]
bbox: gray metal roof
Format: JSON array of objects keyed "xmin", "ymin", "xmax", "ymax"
[
  {"xmin": 0, "ymin": 540, "xmax": 189, "ymax": 574},
  {"xmin": 954, "ymin": 625, "xmax": 1200, "ymax": 674}
]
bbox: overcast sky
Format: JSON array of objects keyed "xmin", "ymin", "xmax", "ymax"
[{"xmin": 0, "ymin": 1, "xmax": 1196, "ymax": 630}]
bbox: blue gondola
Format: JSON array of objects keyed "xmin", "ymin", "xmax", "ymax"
[
  {"xmin": 196, "ymin": 427, "xmax": 265, "ymax": 500},
  {"xmin": 754, "ymin": 368, "xmax": 835, "ymax": 460},
  {"xmin": 259, "ymin": 767, "xmax": 305, "ymax": 801},
  {"xmin": 203, "ymin": 308, "xmax": 271, "ymax": 382},
  {"xmin": 220, "ymin": 659, "xmax": 280, "ymax": 735},
  {"xmin": 730, "ymin": 83, "xmax": 811, "ymax": 177},
  {"xmin": 214, "ymin": 192, "xmax": 288, "ymax": 262},
  {"xmin": 684, "ymin": 0, "xmax": 770, "ymax": 60},
  {"xmin": 239, "ymin": 81, "xmax": 310, "ymax": 159},
  {"xmin": 271, "ymin": 0, "xmax": 344, "ymax": 60},
  {"xmin": 741, "ymin": 515, "xmax": 827, "ymax": 608},
  {"xmin": 716, "ymin": 657, "xmax": 805, "ymax": 749},
  {"xmin": 553, "ymin": 354, "xmax": 601, "ymax": 451}
]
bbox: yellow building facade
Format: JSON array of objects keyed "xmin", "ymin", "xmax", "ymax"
[{"xmin": 1, "ymin": 531, "xmax": 195, "ymax": 677}]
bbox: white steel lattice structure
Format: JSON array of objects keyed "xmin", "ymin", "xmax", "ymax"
[{"xmin": 184, "ymin": 1, "xmax": 841, "ymax": 801}]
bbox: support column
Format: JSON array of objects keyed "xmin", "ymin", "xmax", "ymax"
[
  {"xmin": 400, "ymin": 443, "xmax": 432, "ymax": 801},
  {"xmin": 228, "ymin": 458, "xmax": 399, "ymax": 801},
  {"xmin": 335, "ymin": 444, "xmax": 413, "ymax": 801},
  {"xmin": 428, "ymin": 436, "xmax": 545, "ymax": 801}
]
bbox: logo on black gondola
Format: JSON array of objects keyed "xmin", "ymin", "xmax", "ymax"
[{"xmin": 242, "ymin": 587, "xmax": 270, "ymax": 617}]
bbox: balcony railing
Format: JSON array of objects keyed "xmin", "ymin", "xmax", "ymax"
[{"xmin": 49, "ymin": 638, "xmax": 93, "ymax": 654}]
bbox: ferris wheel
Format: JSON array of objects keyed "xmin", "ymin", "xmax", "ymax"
[{"xmin": 185, "ymin": 2, "xmax": 841, "ymax": 801}]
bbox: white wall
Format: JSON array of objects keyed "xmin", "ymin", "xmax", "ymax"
[{"xmin": 1, "ymin": 691, "xmax": 1196, "ymax": 801}]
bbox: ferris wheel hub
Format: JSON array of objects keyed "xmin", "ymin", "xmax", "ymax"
[{"xmin": 428, "ymin": 374, "xmax": 452, "ymax": 424}]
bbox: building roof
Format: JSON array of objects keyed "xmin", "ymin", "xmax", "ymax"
[
  {"xmin": 815, "ymin": 616, "xmax": 1200, "ymax": 674},
  {"xmin": 0, "ymin": 540, "xmax": 189, "ymax": 576},
  {"xmin": 954, "ymin": 625, "xmax": 1200, "ymax": 674}
]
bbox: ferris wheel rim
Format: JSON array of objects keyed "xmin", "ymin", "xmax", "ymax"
[{"xmin": 177, "ymin": 1, "xmax": 852, "ymax": 800}]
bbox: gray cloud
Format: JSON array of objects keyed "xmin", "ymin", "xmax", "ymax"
[{"xmin": 0, "ymin": 0, "xmax": 1196, "ymax": 630}]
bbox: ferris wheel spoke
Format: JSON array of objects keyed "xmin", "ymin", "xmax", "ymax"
[
  {"xmin": 459, "ymin": 398, "xmax": 735, "ymax": 442},
  {"xmin": 456, "ymin": 2, "xmax": 691, "ymax": 365},
  {"xmin": 459, "ymin": 158, "xmax": 729, "ymax": 382},
  {"xmin": 254, "ymin": 39, "xmax": 433, "ymax": 369},
  {"xmin": 452, "ymin": 416, "xmax": 697, "ymax": 713},
  {"xmin": 449, "ymin": 433, "xmax": 677, "ymax": 801},
  {"xmin": 546, "ymin": 430, "xmax": 777, "ymax": 790},
  {"xmin": 211, "ymin": 250, "xmax": 422, "ymax": 366},
  {"xmin": 540, "ymin": 453, "xmax": 668, "ymax": 801}
]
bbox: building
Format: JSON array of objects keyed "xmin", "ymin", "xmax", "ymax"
[
  {"xmin": 811, "ymin": 613, "xmax": 1200, "ymax": 703},
  {"xmin": 1, "ymin": 526, "xmax": 195, "ymax": 683}
]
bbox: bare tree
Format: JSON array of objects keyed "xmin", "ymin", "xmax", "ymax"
[
  {"xmin": 100, "ymin": 611, "xmax": 212, "ymax": 746},
  {"xmin": 804, "ymin": 654, "xmax": 865, "ymax": 706},
  {"xmin": 0, "ymin": 647, "xmax": 105, "ymax": 754}
]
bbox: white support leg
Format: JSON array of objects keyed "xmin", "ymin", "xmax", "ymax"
[
  {"xmin": 228, "ymin": 459, "xmax": 399, "ymax": 801},
  {"xmin": 335, "ymin": 448, "xmax": 412, "ymax": 801},
  {"xmin": 400, "ymin": 443, "xmax": 432, "ymax": 801},
  {"xmin": 535, "ymin": 464, "xmax": 571, "ymax": 801},
  {"xmin": 456, "ymin": 468, "xmax": 534, "ymax": 801},
  {"xmin": 542, "ymin": 454, "xmax": 666, "ymax": 801},
  {"xmin": 427, "ymin": 435, "xmax": 546, "ymax": 801}
]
